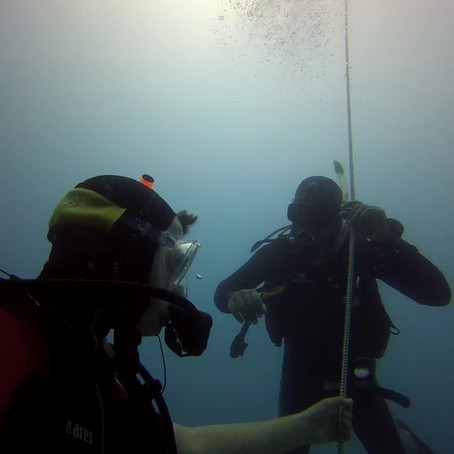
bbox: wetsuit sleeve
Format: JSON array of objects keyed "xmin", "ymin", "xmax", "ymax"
[
  {"xmin": 0, "ymin": 307, "xmax": 51, "ymax": 425},
  {"xmin": 369, "ymin": 220, "xmax": 451, "ymax": 306},
  {"xmin": 214, "ymin": 244, "xmax": 279, "ymax": 313}
]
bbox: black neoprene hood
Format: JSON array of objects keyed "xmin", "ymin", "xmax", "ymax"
[
  {"xmin": 41, "ymin": 175, "xmax": 177, "ymax": 284},
  {"xmin": 294, "ymin": 176, "xmax": 343, "ymax": 207},
  {"xmin": 77, "ymin": 175, "xmax": 176, "ymax": 231}
]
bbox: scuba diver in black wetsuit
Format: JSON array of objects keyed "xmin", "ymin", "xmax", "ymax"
[
  {"xmin": 0, "ymin": 174, "xmax": 353, "ymax": 454},
  {"xmin": 214, "ymin": 176, "xmax": 451, "ymax": 454}
]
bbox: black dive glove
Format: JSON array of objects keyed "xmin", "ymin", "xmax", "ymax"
[{"xmin": 341, "ymin": 201, "xmax": 389, "ymax": 241}]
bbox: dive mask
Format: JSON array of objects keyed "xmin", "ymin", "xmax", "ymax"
[
  {"xmin": 157, "ymin": 239, "xmax": 201, "ymax": 295},
  {"xmin": 287, "ymin": 199, "xmax": 339, "ymax": 228},
  {"xmin": 121, "ymin": 212, "xmax": 201, "ymax": 295},
  {"xmin": 148, "ymin": 213, "xmax": 201, "ymax": 296}
]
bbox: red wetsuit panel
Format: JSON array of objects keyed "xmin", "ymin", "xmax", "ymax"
[{"xmin": 0, "ymin": 307, "xmax": 51, "ymax": 424}]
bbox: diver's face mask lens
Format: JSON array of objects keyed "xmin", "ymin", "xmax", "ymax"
[
  {"xmin": 288, "ymin": 199, "xmax": 339, "ymax": 230},
  {"xmin": 150, "ymin": 236, "xmax": 201, "ymax": 297},
  {"xmin": 146, "ymin": 213, "xmax": 201, "ymax": 296},
  {"xmin": 165, "ymin": 240, "xmax": 201, "ymax": 293}
]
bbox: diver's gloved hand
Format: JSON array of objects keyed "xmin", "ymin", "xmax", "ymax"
[
  {"xmin": 341, "ymin": 201, "xmax": 388, "ymax": 241},
  {"xmin": 227, "ymin": 289, "xmax": 267, "ymax": 325}
]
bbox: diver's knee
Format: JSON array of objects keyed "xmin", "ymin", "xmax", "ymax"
[
  {"xmin": 397, "ymin": 420, "xmax": 434, "ymax": 454},
  {"xmin": 399, "ymin": 427, "xmax": 420, "ymax": 453}
]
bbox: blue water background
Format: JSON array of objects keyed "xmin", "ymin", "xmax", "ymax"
[{"xmin": 1, "ymin": 1, "xmax": 453, "ymax": 452}]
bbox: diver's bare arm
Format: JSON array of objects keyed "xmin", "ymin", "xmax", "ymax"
[{"xmin": 173, "ymin": 396, "xmax": 352, "ymax": 454}]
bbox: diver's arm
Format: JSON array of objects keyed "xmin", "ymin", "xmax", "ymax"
[
  {"xmin": 371, "ymin": 221, "xmax": 451, "ymax": 305},
  {"xmin": 381, "ymin": 240, "xmax": 450, "ymax": 305},
  {"xmin": 173, "ymin": 396, "xmax": 352, "ymax": 454},
  {"xmin": 214, "ymin": 244, "xmax": 279, "ymax": 324},
  {"xmin": 214, "ymin": 243, "xmax": 279, "ymax": 313}
]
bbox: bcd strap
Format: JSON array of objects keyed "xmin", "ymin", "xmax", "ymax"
[
  {"xmin": 116, "ymin": 364, "xmax": 177, "ymax": 454},
  {"xmin": 375, "ymin": 386, "xmax": 411, "ymax": 408},
  {"xmin": 352, "ymin": 381, "xmax": 411, "ymax": 408}
]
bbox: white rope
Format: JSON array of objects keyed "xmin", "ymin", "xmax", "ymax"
[
  {"xmin": 338, "ymin": 2, "xmax": 356, "ymax": 451},
  {"xmin": 343, "ymin": 0, "xmax": 355, "ymax": 200},
  {"xmin": 338, "ymin": 230, "xmax": 355, "ymax": 454}
]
